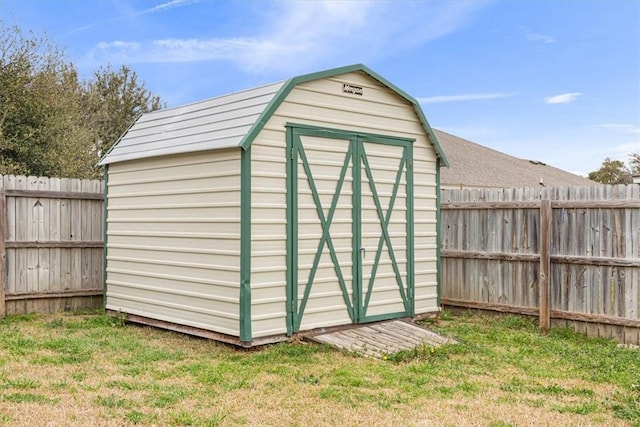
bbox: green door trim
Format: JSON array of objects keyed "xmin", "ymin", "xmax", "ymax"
[
  {"xmin": 351, "ymin": 136, "xmax": 362, "ymax": 321},
  {"xmin": 285, "ymin": 128, "xmax": 296, "ymax": 336},
  {"xmin": 286, "ymin": 124, "xmax": 415, "ymax": 334},
  {"xmin": 286, "ymin": 122, "xmax": 415, "ymax": 144}
]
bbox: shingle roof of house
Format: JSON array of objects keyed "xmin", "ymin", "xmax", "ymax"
[
  {"xmin": 434, "ymin": 129, "xmax": 595, "ymax": 189},
  {"xmin": 99, "ymin": 64, "xmax": 448, "ymax": 167}
]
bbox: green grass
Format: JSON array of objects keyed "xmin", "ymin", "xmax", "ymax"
[{"xmin": 0, "ymin": 311, "xmax": 638, "ymax": 426}]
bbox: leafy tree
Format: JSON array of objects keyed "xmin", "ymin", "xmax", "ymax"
[
  {"xmin": 0, "ymin": 23, "xmax": 90, "ymax": 177},
  {"xmin": 628, "ymin": 153, "xmax": 640, "ymax": 175},
  {"xmin": 84, "ymin": 65, "xmax": 164, "ymax": 159},
  {"xmin": 0, "ymin": 21, "xmax": 164, "ymax": 179},
  {"xmin": 588, "ymin": 157, "xmax": 632, "ymax": 185}
]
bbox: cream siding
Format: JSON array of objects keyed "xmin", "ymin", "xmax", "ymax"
[
  {"xmin": 413, "ymin": 143, "xmax": 439, "ymax": 313},
  {"xmin": 249, "ymin": 71, "xmax": 439, "ymax": 337},
  {"xmin": 102, "ymin": 66, "xmax": 443, "ymax": 343},
  {"xmin": 106, "ymin": 149, "xmax": 242, "ymax": 336}
]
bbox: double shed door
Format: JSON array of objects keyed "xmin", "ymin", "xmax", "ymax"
[{"xmin": 287, "ymin": 125, "xmax": 414, "ymax": 334}]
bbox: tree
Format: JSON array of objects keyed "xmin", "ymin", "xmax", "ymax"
[
  {"xmin": 628, "ymin": 153, "xmax": 640, "ymax": 176},
  {"xmin": 0, "ymin": 22, "xmax": 93, "ymax": 177},
  {"xmin": 588, "ymin": 157, "xmax": 632, "ymax": 184},
  {"xmin": 0, "ymin": 20, "xmax": 164, "ymax": 179},
  {"xmin": 84, "ymin": 65, "xmax": 164, "ymax": 160}
]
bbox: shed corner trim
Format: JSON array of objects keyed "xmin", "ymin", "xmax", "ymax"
[{"xmin": 239, "ymin": 146, "xmax": 252, "ymax": 342}]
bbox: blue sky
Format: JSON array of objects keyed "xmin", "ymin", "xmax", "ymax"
[{"xmin": 2, "ymin": 0, "xmax": 639, "ymax": 176}]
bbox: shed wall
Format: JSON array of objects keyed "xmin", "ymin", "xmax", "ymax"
[
  {"xmin": 250, "ymin": 71, "xmax": 439, "ymax": 338},
  {"xmin": 106, "ymin": 149, "xmax": 241, "ymax": 337}
]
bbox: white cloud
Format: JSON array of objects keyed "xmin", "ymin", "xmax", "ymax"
[
  {"xmin": 85, "ymin": 1, "xmax": 491, "ymax": 73},
  {"xmin": 525, "ymin": 32, "xmax": 556, "ymax": 44},
  {"xmin": 86, "ymin": 37, "xmax": 301, "ymax": 67},
  {"xmin": 613, "ymin": 141, "xmax": 640, "ymax": 154},
  {"xmin": 594, "ymin": 124, "xmax": 640, "ymax": 134},
  {"xmin": 138, "ymin": 0, "xmax": 197, "ymax": 15},
  {"xmin": 521, "ymin": 26, "xmax": 556, "ymax": 44},
  {"xmin": 544, "ymin": 92, "xmax": 582, "ymax": 104},
  {"xmin": 68, "ymin": 24, "xmax": 96, "ymax": 35},
  {"xmin": 89, "ymin": 41, "xmax": 142, "ymax": 63},
  {"xmin": 418, "ymin": 93, "xmax": 515, "ymax": 104},
  {"xmin": 69, "ymin": 0, "xmax": 197, "ymax": 35}
]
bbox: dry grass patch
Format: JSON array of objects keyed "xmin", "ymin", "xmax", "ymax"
[{"xmin": 0, "ymin": 311, "xmax": 638, "ymax": 426}]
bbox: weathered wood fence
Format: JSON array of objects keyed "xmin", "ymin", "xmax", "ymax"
[
  {"xmin": 440, "ymin": 184, "xmax": 640, "ymax": 344},
  {"xmin": 0, "ymin": 175, "xmax": 104, "ymax": 316},
  {"xmin": 2, "ymin": 175, "xmax": 639, "ymax": 346}
]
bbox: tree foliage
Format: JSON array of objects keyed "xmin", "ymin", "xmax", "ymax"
[
  {"xmin": 588, "ymin": 156, "xmax": 636, "ymax": 185},
  {"xmin": 84, "ymin": 65, "xmax": 164, "ymax": 159},
  {"xmin": 628, "ymin": 153, "xmax": 640, "ymax": 175},
  {"xmin": 0, "ymin": 21, "xmax": 164, "ymax": 179}
]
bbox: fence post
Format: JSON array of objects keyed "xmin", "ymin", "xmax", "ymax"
[
  {"xmin": 539, "ymin": 198, "xmax": 552, "ymax": 333},
  {"xmin": 0, "ymin": 189, "xmax": 5, "ymax": 318}
]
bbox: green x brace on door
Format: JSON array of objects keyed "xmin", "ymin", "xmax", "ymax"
[{"xmin": 286, "ymin": 124, "xmax": 415, "ymax": 334}]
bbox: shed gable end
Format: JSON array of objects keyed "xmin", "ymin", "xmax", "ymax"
[{"xmin": 99, "ymin": 64, "xmax": 447, "ymax": 169}]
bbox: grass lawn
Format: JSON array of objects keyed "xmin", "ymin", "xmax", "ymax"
[{"xmin": 0, "ymin": 310, "xmax": 638, "ymax": 426}]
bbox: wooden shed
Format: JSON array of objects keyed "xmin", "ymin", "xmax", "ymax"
[{"xmin": 99, "ymin": 64, "xmax": 448, "ymax": 346}]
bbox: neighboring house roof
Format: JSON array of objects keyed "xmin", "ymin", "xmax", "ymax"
[
  {"xmin": 99, "ymin": 64, "xmax": 448, "ymax": 167},
  {"xmin": 434, "ymin": 129, "xmax": 595, "ymax": 189}
]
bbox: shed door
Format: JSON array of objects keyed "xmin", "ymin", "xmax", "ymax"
[{"xmin": 287, "ymin": 125, "xmax": 414, "ymax": 334}]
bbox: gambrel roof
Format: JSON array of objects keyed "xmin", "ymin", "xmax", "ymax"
[{"xmin": 99, "ymin": 64, "xmax": 448, "ymax": 167}]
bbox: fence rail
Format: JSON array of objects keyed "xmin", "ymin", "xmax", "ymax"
[
  {"xmin": 2, "ymin": 175, "xmax": 639, "ymax": 346},
  {"xmin": 0, "ymin": 175, "xmax": 104, "ymax": 316},
  {"xmin": 441, "ymin": 184, "xmax": 640, "ymax": 344}
]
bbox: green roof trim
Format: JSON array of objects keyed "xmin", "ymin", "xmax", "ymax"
[{"xmin": 238, "ymin": 64, "xmax": 449, "ymax": 168}]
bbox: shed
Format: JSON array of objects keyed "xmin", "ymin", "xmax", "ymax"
[{"xmin": 99, "ymin": 64, "xmax": 448, "ymax": 346}]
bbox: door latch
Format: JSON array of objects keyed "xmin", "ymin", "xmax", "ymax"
[{"xmin": 360, "ymin": 247, "xmax": 366, "ymax": 259}]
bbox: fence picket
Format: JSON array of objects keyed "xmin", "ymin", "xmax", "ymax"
[
  {"xmin": 0, "ymin": 175, "xmax": 637, "ymax": 345},
  {"xmin": 441, "ymin": 184, "xmax": 640, "ymax": 344},
  {"xmin": 1, "ymin": 174, "xmax": 104, "ymax": 315}
]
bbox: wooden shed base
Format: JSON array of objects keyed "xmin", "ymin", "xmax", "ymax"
[
  {"xmin": 108, "ymin": 311, "xmax": 290, "ymax": 348},
  {"xmin": 108, "ymin": 311, "xmax": 453, "ymax": 352},
  {"xmin": 304, "ymin": 319, "xmax": 456, "ymax": 358}
]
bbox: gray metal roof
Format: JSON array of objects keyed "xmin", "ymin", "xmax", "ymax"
[
  {"xmin": 98, "ymin": 81, "xmax": 285, "ymax": 166},
  {"xmin": 435, "ymin": 129, "xmax": 595, "ymax": 188}
]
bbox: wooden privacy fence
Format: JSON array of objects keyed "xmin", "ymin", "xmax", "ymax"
[
  {"xmin": 440, "ymin": 184, "xmax": 640, "ymax": 344},
  {"xmin": 0, "ymin": 175, "xmax": 104, "ymax": 316},
  {"xmin": 2, "ymin": 174, "xmax": 639, "ymax": 347}
]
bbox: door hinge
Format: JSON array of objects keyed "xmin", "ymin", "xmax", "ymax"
[
  {"xmin": 290, "ymin": 300, "xmax": 295, "ymax": 313},
  {"xmin": 290, "ymin": 147, "xmax": 294, "ymax": 160}
]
